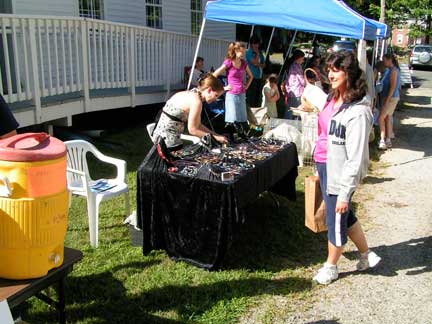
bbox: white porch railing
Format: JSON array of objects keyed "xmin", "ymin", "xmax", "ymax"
[{"xmin": 0, "ymin": 14, "xmax": 230, "ymax": 124}]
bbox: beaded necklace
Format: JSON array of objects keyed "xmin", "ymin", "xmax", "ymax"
[{"xmin": 190, "ymin": 87, "xmax": 204, "ymax": 102}]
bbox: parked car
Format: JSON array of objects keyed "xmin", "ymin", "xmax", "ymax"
[
  {"xmin": 409, "ymin": 45, "xmax": 432, "ymax": 69},
  {"xmin": 330, "ymin": 40, "xmax": 356, "ymax": 53}
]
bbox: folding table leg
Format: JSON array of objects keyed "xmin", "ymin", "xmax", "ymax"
[{"xmin": 58, "ymin": 278, "xmax": 66, "ymax": 324}]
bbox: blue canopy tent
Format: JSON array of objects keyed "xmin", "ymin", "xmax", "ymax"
[
  {"xmin": 187, "ymin": 0, "xmax": 379, "ymax": 89},
  {"xmin": 336, "ymin": 0, "xmax": 389, "ymax": 39},
  {"xmin": 204, "ymin": 0, "xmax": 378, "ymax": 40},
  {"xmin": 365, "ymin": 18, "xmax": 389, "ymax": 39},
  {"xmin": 335, "ymin": 0, "xmax": 390, "ymax": 62}
]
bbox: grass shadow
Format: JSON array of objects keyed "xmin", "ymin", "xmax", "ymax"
[
  {"xmin": 221, "ymin": 189, "xmax": 328, "ymax": 272},
  {"xmin": 25, "ymin": 268, "xmax": 310, "ymax": 324}
]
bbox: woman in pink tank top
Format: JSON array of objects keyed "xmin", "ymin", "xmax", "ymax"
[{"xmin": 213, "ymin": 42, "xmax": 254, "ymax": 125}]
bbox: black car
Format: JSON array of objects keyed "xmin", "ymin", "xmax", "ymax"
[{"xmin": 331, "ymin": 40, "xmax": 356, "ymax": 53}]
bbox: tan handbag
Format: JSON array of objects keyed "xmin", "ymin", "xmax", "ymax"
[
  {"xmin": 301, "ymin": 68, "xmax": 327, "ymax": 113},
  {"xmin": 304, "ymin": 175, "xmax": 327, "ymax": 233}
]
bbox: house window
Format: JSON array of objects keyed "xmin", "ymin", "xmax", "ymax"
[
  {"xmin": 146, "ymin": 0, "xmax": 163, "ymax": 29},
  {"xmin": 397, "ymin": 34, "xmax": 403, "ymax": 45},
  {"xmin": 191, "ymin": 0, "xmax": 203, "ymax": 35},
  {"xmin": 79, "ymin": 0, "xmax": 104, "ymax": 19}
]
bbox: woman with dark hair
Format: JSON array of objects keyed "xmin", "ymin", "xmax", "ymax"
[
  {"xmin": 281, "ymin": 49, "xmax": 306, "ymax": 118},
  {"xmin": 152, "ymin": 73, "xmax": 228, "ymax": 150},
  {"xmin": 378, "ymin": 53, "xmax": 400, "ymax": 150},
  {"xmin": 313, "ymin": 50, "xmax": 381, "ymax": 285}
]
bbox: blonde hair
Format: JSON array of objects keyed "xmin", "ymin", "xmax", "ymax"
[
  {"xmin": 226, "ymin": 41, "xmax": 246, "ymax": 60},
  {"xmin": 197, "ymin": 73, "xmax": 224, "ymax": 92}
]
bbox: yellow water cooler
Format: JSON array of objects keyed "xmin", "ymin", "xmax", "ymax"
[{"xmin": 0, "ymin": 133, "xmax": 69, "ymax": 279}]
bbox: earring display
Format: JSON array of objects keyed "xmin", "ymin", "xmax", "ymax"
[{"xmin": 167, "ymin": 137, "xmax": 289, "ymax": 181}]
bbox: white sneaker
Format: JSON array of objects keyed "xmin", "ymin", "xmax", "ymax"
[
  {"xmin": 385, "ymin": 138, "xmax": 392, "ymax": 148},
  {"xmin": 313, "ymin": 263, "xmax": 338, "ymax": 285},
  {"xmin": 356, "ymin": 251, "xmax": 382, "ymax": 271},
  {"xmin": 378, "ymin": 140, "xmax": 387, "ymax": 150}
]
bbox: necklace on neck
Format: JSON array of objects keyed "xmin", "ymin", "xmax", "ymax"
[{"xmin": 191, "ymin": 88, "xmax": 204, "ymax": 102}]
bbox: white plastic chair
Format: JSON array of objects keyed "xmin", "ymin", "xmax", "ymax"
[
  {"xmin": 146, "ymin": 123, "xmax": 200, "ymax": 144},
  {"xmin": 65, "ymin": 140, "xmax": 130, "ymax": 248}
]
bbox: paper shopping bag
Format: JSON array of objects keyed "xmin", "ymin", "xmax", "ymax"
[{"xmin": 304, "ymin": 175, "xmax": 327, "ymax": 233}]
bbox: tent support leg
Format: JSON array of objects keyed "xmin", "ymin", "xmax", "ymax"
[
  {"xmin": 372, "ymin": 40, "xmax": 378, "ymax": 68},
  {"xmin": 264, "ymin": 27, "xmax": 276, "ymax": 59},
  {"xmin": 248, "ymin": 25, "xmax": 255, "ymax": 46},
  {"xmin": 278, "ymin": 30, "xmax": 297, "ymax": 79},
  {"xmin": 187, "ymin": 18, "xmax": 207, "ymax": 90},
  {"xmin": 380, "ymin": 38, "xmax": 386, "ymax": 60},
  {"xmin": 357, "ymin": 39, "xmax": 367, "ymax": 72}
]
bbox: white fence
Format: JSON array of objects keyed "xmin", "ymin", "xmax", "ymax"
[{"xmin": 0, "ymin": 14, "xmax": 229, "ymax": 123}]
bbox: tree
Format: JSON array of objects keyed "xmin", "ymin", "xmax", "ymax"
[{"xmin": 345, "ymin": 0, "xmax": 432, "ymax": 44}]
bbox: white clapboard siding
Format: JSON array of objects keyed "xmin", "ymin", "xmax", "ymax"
[
  {"xmin": 163, "ymin": 0, "xmax": 190, "ymax": 35},
  {"xmin": 12, "ymin": 0, "xmax": 235, "ymax": 41},
  {"xmin": 103, "ymin": 0, "xmax": 146, "ymax": 27},
  {"xmin": 0, "ymin": 14, "xmax": 230, "ymax": 112},
  {"xmin": 13, "ymin": 0, "xmax": 77, "ymax": 17}
]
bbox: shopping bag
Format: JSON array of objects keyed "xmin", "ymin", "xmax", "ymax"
[{"xmin": 304, "ymin": 175, "xmax": 327, "ymax": 233}]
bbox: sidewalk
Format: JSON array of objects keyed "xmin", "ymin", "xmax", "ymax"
[{"xmin": 279, "ymin": 86, "xmax": 432, "ymax": 324}]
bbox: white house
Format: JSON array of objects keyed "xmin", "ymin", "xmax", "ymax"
[
  {"xmin": 1, "ymin": 0, "xmax": 235, "ymax": 40},
  {"xmin": 0, "ymin": 0, "xmax": 234, "ymax": 127}
]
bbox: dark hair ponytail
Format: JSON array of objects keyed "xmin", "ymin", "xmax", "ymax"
[
  {"xmin": 286, "ymin": 49, "xmax": 305, "ymax": 70},
  {"xmin": 383, "ymin": 53, "xmax": 399, "ymax": 69}
]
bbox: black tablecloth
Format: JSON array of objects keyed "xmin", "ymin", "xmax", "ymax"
[{"xmin": 136, "ymin": 142, "xmax": 299, "ymax": 270}]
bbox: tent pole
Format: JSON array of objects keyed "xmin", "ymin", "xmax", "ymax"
[
  {"xmin": 357, "ymin": 39, "xmax": 367, "ymax": 72},
  {"xmin": 371, "ymin": 40, "xmax": 377, "ymax": 68},
  {"xmin": 249, "ymin": 25, "xmax": 255, "ymax": 40},
  {"xmin": 187, "ymin": 18, "xmax": 207, "ymax": 90},
  {"xmin": 304, "ymin": 33, "xmax": 317, "ymax": 67},
  {"xmin": 373, "ymin": 39, "xmax": 379, "ymax": 62},
  {"xmin": 264, "ymin": 27, "xmax": 275, "ymax": 58},
  {"xmin": 380, "ymin": 38, "xmax": 386, "ymax": 59},
  {"xmin": 278, "ymin": 30, "xmax": 298, "ymax": 78}
]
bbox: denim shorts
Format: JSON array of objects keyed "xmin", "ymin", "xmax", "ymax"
[
  {"xmin": 225, "ymin": 92, "xmax": 247, "ymax": 123},
  {"xmin": 316, "ymin": 162, "xmax": 358, "ymax": 247}
]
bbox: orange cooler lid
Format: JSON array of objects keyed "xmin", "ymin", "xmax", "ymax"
[{"xmin": 0, "ymin": 133, "xmax": 66, "ymax": 162}]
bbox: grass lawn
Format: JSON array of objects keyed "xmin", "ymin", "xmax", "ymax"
[{"xmin": 21, "ymin": 123, "xmax": 330, "ymax": 324}]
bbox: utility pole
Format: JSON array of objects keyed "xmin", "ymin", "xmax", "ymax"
[{"xmin": 379, "ymin": 0, "xmax": 385, "ymax": 23}]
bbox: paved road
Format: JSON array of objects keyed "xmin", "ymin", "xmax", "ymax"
[
  {"xmin": 280, "ymin": 69, "xmax": 432, "ymax": 324},
  {"xmin": 412, "ymin": 68, "xmax": 432, "ymax": 88}
]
